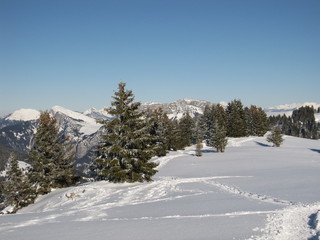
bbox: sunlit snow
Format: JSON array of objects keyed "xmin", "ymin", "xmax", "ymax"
[
  {"xmin": 1, "ymin": 136, "xmax": 320, "ymax": 240},
  {"xmin": 5, "ymin": 109, "xmax": 40, "ymax": 121}
]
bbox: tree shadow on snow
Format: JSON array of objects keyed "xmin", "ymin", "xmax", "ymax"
[
  {"xmin": 310, "ymin": 149, "xmax": 320, "ymax": 154},
  {"xmin": 254, "ymin": 141, "xmax": 271, "ymax": 147},
  {"xmin": 202, "ymin": 149, "xmax": 215, "ymax": 153}
]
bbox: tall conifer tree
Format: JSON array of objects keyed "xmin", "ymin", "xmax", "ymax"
[
  {"xmin": 226, "ymin": 99, "xmax": 246, "ymax": 137},
  {"xmin": 28, "ymin": 111, "xmax": 75, "ymax": 194},
  {"xmin": 95, "ymin": 82, "xmax": 158, "ymax": 183}
]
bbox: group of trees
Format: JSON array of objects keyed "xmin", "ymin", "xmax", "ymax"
[
  {"xmin": 1, "ymin": 112, "xmax": 75, "ymax": 213},
  {"xmin": 1, "ymin": 82, "xmax": 282, "ymax": 213},
  {"xmin": 269, "ymin": 106, "xmax": 320, "ymax": 139}
]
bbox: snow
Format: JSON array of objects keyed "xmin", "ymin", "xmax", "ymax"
[
  {"xmin": 52, "ymin": 106, "xmax": 96, "ymax": 123},
  {"xmin": 5, "ymin": 109, "xmax": 40, "ymax": 121},
  {"xmin": 1, "ymin": 136, "xmax": 320, "ymax": 240}
]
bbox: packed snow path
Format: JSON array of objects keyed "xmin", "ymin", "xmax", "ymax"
[{"xmin": 1, "ymin": 136, "xmax": 320, "ymax": 240}]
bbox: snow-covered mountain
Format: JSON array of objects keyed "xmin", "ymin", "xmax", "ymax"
[
  {"xmin": 140, "ymin": 98, "xmax": 212, "ymax": 119},
  {"xmin": 0, "ymin": 106, "xmax": 106, "ymax": 169},
  {"xmin": 83, "ymin": 107, "xmax": 112, "ymax": 120},
  {"xmin": 1, "ymin": 100, "xmax": 319, "ymax": 170},
  {"xmin": 5, "ymin": 109, "xmax": 40, "ymax": 122}
]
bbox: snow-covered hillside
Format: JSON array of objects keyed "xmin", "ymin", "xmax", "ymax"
[{"xmin": 1, "ymin": 136, "xmax": 319, "ymax": 240}]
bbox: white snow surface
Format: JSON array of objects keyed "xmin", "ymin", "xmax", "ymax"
[
  {"xmin": 5, "ymin": 109, "xmax": 40, "ymax": 121},
  {"xmin": 1, "ymin": 136, "xmax": 320, "ymax": 240}
]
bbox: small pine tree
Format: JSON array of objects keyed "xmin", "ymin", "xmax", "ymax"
[
  {"xmin": 212, "ymin": 121, "xmax": 228, "ymax": 152},
  {"xmin": 2, "ymin": 154, "xmax": 36, "ymax": 213},
  {"xmin": 94, "ymin": 82, "xmax": 158, "ymax": 183},
  {"xmin": 28, "ymin": 111, "xmax": 75, "ymax": 195},
  {"xmin": 267, "ymin": 126, "xmax": 284, "ymax": 147}
]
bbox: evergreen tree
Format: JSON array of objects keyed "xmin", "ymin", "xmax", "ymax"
[
  {"xmin": 28, "ymin": 111, "xmax": 75, "ymax": 195},
  {"xmin": 211, "ymin": 121, "xmax": 228, "ymax": 152},
  {"xmin": 245, "ymin": 105, "xmax": 269, "ymax": 136},
  {"xmin": 2, "ymin": 154, "xmax": 36, "ymax": 213},
  {"xmin": 226, "ymin": 99, "xmax": 246, "ymax": 137},
  {"xmin": 94, "ymin": 82, "xmax": 158, "ymax": 183},
  {"xmin": 145, "ymin": 108, "xmax": 169, "ymax": 157},
  {"xmin": 267, "ymin": 126, "xmax": 284, "ymax": 147},
  {"xmin": 178, "ymin": 112, "xmax": 195, "ymax": 148},
  {"xmin": 198, "ymin": 105, "xmax": 215, "ymax": 142},
  {"xmin": 166, "ymin": 119, "xmax": 182, "ymax": 151}
]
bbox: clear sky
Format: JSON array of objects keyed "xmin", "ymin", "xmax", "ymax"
[{"xmin": 1, "ymin": 0, "xmax": 319, "ymax": 116}]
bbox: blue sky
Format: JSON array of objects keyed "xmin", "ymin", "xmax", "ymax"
[{"xmin": 1, "ymin": 0, "xmax": 319, "ymax": 116}]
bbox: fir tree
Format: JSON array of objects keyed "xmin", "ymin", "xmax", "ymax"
[
  {"xmin": 199, "ymin": 105, "xmax": 215, "ymax": 142},
  {"xmin": 226, "ymin": 99, "xmax": 246, "ymax": 137},
  {"xmin": 28, "ymin": 111, "xmax": 75, "ymax": 195},
  {"xmin": 166, "ymin": 119, "xmax": 182, "ymax": 151},
  {"xmin": 94, "ymin": 82, "xmax": 158, "ymax": 183},
  {"xmin": 245, "ymin": 105, "xmax": 269, "ymax": 136},
  {"xmin": 267, "ymin": 126, "xmax": 284, "ymax": 147},
  {"xmin": 178, "ymin": 112, "xmax": 195, "ymax": 148},
  {"xmin": 145, "ymin": 108, "xmax": 169, "ymax": 157},
  {"xmin": 2, "ymin": 154, "xmax": 36, "ymax": 213},
  {"xmin": 211, "ymin": 121, "xmax": 228, "ymax": 152}
]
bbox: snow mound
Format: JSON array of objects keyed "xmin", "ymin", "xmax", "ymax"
[{"xmin": 5, "ymin": 109, "xmax": 40, "ymax": 121}]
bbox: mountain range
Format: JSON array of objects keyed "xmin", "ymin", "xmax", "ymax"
[{"xmin": 1, "ymin": 99, "xmax": 319, "ymax": 171}]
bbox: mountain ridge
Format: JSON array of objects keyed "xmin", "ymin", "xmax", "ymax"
[{"xmin": 1, "ymin": 99, "xmax": 319, "ymax": 170}]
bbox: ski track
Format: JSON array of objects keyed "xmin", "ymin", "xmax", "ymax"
[
  {"xmin": 207, "ymin": 180, "xmax": 296, "ymax": 206},
  {"xmin": 1, "ymin": 175, "xmax": 296, "ymax": 231}
]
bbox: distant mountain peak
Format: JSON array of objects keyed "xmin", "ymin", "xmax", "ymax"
[{"xmin": 5, "ymin": 109, "xmax": 40, "ymax": 121}]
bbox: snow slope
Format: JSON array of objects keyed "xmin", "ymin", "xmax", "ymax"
[{"xmin": 1, "ymin": 137, "xmax": 320, "ymax": 240}]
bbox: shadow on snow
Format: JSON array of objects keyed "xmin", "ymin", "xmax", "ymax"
[
  {"xmin": 254, "ymin": 141, "xmax": 271, "ymax": 147},
  {"xmin": 310, "ymin": 149, "xmax": 320, "ymax": 154}
]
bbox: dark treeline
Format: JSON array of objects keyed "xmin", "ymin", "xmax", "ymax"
[
  {"xmin": 134, "ymin": 99, "xmax": 269, "ymax": 157},
  {"xmin": 269, "ymin": 106, "xmax": 320, "ymax": 139}
]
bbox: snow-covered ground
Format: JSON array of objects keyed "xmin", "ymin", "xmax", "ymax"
[{"xmin": 1, "ymin": 136, "xmax": 320, "ymax": 240}]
